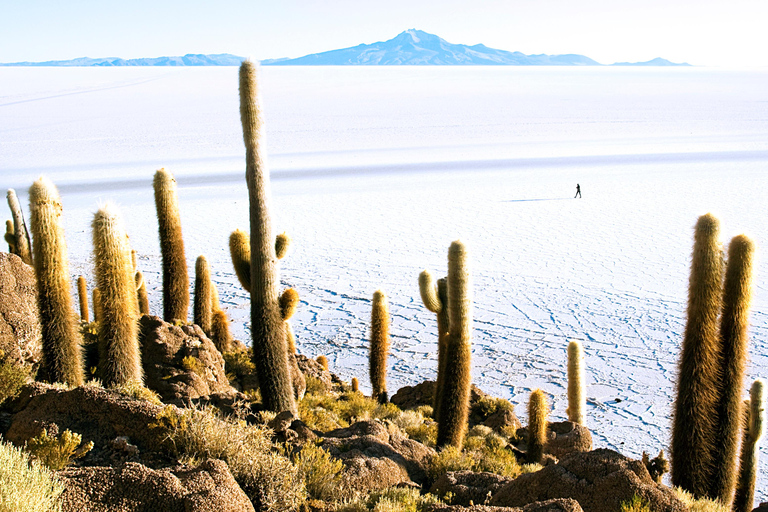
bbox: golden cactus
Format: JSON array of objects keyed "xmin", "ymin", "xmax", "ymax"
[
  {"xmin": 527, "ymin": 389, "xmax": 549, "ymax": 464},
  {"xmin": 316, "ymin": 355, "xmax": 328, "ymax": 371},
  {"xmin": 77, "ymin": 275, "xmax": 89, "ymax": 323},
  {"xmin": 369, "ymin": 289, "xmax": 390, "ymax": 404},
  {"xmin": 7, "ymin": 188, "xmax": 32, "ymax": 265},
  {"xmin": 229, "ymin": 229, "xmax": 251, "ymax": 293},
  {"xmin": 419, "ymin": 270, "xmax": 449, "ymax": 423},
  {"xmin": 193, "ymin": 255, "xmax": 213, "ymax": 335},
  {"xmin": 210, "ymin": 309, "xmax": 233, "ymax": 353},
  {"xmin": 566, "ymin": 340, "xmax": 586, "ymax": 425},
  {"xmin": 733, "ymin": 380, "xmax": 765, "ymax": 512}
]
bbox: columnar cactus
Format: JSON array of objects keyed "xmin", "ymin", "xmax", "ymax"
[
  {"xmin": 229, "ymin": 229, "xmax": 251, "ymax": 293},
  {"xmin": 351, "ymin": 377, "xmax": 359, "ymax": 393},
  {"xmin": 210, "ymin": 309, "xmax": 233, "ymax": 353},
  {"xmin": 135, "ymin": 271, "xmax": 149, "ymax": 315},
  {"xmin": 77, "ymin": 275, "xmax": 89, "ymax": 323},
  {"xmin": 527, "ymin": 389, "xmax": 549, "ymax": 464},
  {"xmin": 671, "ymin": 213, "xmax": 724, "ymax": 497},
  {"xmin": 436, "ymin": 240, "xmax": 473, "ymax": 449},
  {"xmin": 7, "ymin": 188, "xmax": 32, "ymax": 265},
  {"xmin": 193, "ymin": 255, "xmax": 213, "ymax": 335},
  {"xmin": 153, "ymin": 168, "xmax": 189, "ymax": 323},
  {"xmin": 5, "ymin": 220, "xmax": 16, "ymax": 254},
  {"xmin": 566, "ymin": 340, "xmax": 586, "ymax": 425},
  {"xmin": 733, "ymin": 380, "xmax": 765, "ymax": 512},
  {"xmin": 92, "ymin": 203, "xmax": 142, "ymax": 387},
  {"xmin": 369, "ymin": 289, "xmax": 390, "ymax": 404},
  {"xmin": 419, "ymin": 270, "xmax": 449, "ymax": 423},
  {"xmin": 239, "ymin": 60, "xmax": 296, "ymax": 414},
  {"xmin": 317, "ymin": 355, "xmax": 328, "ymax": 371},
  {"xmin": 28, "ymin": 177, "xmax": 83, "ymax": 386},
  {"xmin": 93, "ymin": 288, "xmax": 103, "ymax": 324},
  {"xmin": 709, "ymin": 234, "xmax": 755, "ymax": 503}
]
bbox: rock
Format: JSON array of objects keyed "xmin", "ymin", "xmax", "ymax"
[
  {"xmin": 5, "ymin": 382, "xmax": 164, "ymax": 452},
  {"xmin": 430, "ymin": 471, "xmax": 511, "ymax": 506},
  {"xmin": 58, "ymin": 458, "xmax": 255, "ymax": 512},
  {"xmin": 295, "ymin": 354, "xmax": 334, "ymax": 392},
  {"xmin": 0, "ymin": 252, "xmax": 41, "ymax": 370},
  {"xmin": 139, "ymin": 315, "xmax": 236, "ymax": 402},
  {"xmin": 490, "ymin": 449, "xmax": 686, "ymax": 512},
  {"xmin": 483, "ymin": 408, "xmax": 522, "ymax": 434},
  {"xmin": 426, "ymin": 498, "xmax": 583, "ymax": 512},
  {"xmin": 289, "ymin": 353, "xmax": 307, "ymax": 401},
  {"xmin": 391, "ymin": 381, "xmax": 488, "ymax": 412},
  {"xmin": 544, "ymin": 421, "xmax": 592, "ymax": 458},
  {"xmin": 321, "ymin": 420, "xmax": 435, "ymax": 498}
]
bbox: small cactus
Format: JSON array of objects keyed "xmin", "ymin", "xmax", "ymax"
[
  {"xmin": 135, "ymin": 271, "xmax": 150, "ymax": 315},
  {"xmin": 527, "ymin": 389, "xmax": 549, "ymax": 464},
  {"xmin": 285, "ymin": 322, "xmax": 297, "ymax": 354},
  {"xmin": 279, "ymin": 288, "xmax": 300, "ymax": 320},
  {"xmin": 566, "ymin": 340, "xmax": 586, "ymax": 425},
  {"xmin": 351, "ymin": 377, "xmax": 359, "ymax": 393},
  {"xmin": 153, "ymin": 168, "xmax": 189, "ymax": 323},
  {"xmin": 210, "ymin": 309, "xmax": 233, "ymax": 353},
  {"xmin": 275, "ymin": 232, "xmax": 291, "ymax": 260},
  {"xmin": 7, "ymin": 188, "xmax": 33, "ymax": 265},
  {"xmin": 77, "ymin": 276, "xmax": 89, "ymax": 323},
  {"xmin": 316, "ymin": 355, "xmax": 328, "ymax": 371},
  {"xmin": 733, "ymin": 380, "xmax": 765, "ymax": 512},
  {"xmin": 193, "ymin": 255, "xmax": 213, "ymax": 335},
  {"xmin": 28, "ymin": 177, "xmax": 83, "ymax": 386},
  {"xmin": 92, "ymin": 203, "xmax": 142, "ymax": 387},
  {"xmin": 369, "ymin": 289, "xmax": 390, "ymax": 404}
]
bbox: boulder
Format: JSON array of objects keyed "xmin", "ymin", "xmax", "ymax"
[
  {"xmin": 545, "ymin": 421, "xmax": 592, "ymax": 458},
  {"xmin": 490, "ymin": 449, "xmax": 686, "ymax": 512},
  {"xmin": 391, "ymin": 380, "xmax": 488, "ymax": 412},
  {"xmin": 320, "ymin": 420, "xmax": 435, "ymax": 498},
  {"xmin": 430, "ymin": 471, "xmax": 511, "ymax": 506},
  {"xmin": 4, "ymin": 382, "xmax": 164, "ymax": 452},
  {"xmin": 295, "ymin": 354, "xmax": 336, "ymax": 392},
  {"xmin": 58, "ymin": 458, "xmax": 255, "ymax": 512},
  {"xmin": 139, "ymin": 315, "xmax": 236, "ymax": 402},
  {"xmin": 0, "ymin": 252, "xmax": 41, "ymax": 369},
  {"xmin": 426, "ymin": 498, "xmax": 583, "ymax": 512},
  {"xmin": 483, "ymin": 408, "xmax": 522, "ymax": 434}
]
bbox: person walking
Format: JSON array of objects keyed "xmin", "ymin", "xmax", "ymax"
[{"xmin": 574, "ymin": 183, "xmax": 581, "ymax": 198}]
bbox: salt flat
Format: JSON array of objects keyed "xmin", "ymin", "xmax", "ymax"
[{"xmin": 2, "ymin": 65, "xmax": 768, "ymax": 497}]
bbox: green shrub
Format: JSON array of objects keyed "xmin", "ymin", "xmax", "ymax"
[
  {"xmin": 26, "ymin": 428, "xmax": 93, "ymax": 471},
  {"xmin": 620, "ymin": 496, "xmax": 652, "ymax": 512},
  {"xmin": 337, "ymin": 487, "xmax": 441, "ymax": 512},
  {"xmin": 112, "ymin": 380, "xmax": 162, "ymax": 405},
  {"xmin": 0, "ymin": 358, "xmax": 29, "ymax": 404},
  {"xmin": 223, "ymin": 348, "xmax": 255, "ymax": 382},
  {"xmin": 181, "ymin": 356, "xmax": 205, "ymax": 375},
  {"xmin": 293, "ymin": 441, "xmax": 344, "ymax": 501},
  {"xmin": 305, "ymin": 375, "xmax": 327, "ymax": 395},
  {"xmin": 152, "ymin": 404, "xmax": 305, "ymax": 511},
  {"xmin": 0, "ymin": 438, "xmax": 63, "ymax": 512},
  {"xmin": 428, "ymin": 427, "xmax": 526, "ymax": 480},
  {"xmin": 299, "ymin": 390, "xmax": 397, "ymax": 431}
]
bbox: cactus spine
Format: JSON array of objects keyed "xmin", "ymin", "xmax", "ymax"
[
  {"xmin": 92, "ymin": 203, "xmax": 142, "ymax": 387},
  {"xmin": 419, "ymin": 270, "xmax": 449, "ymax": 423},
  {"xmin": 436, "ymin": 240, "xmax": 472, "ymax": 449},
  {"xmin": 369, "ymin": 290, "xmax": 390, "ymax": 404},
  {"xmin": 153, "ymin": 168, "xmax": 189, "ymax": 323},
  {"xmin": 709, "ymin": 235, "xmax": 755, "ymax": 503},
  {"xmin": 193, "ymin": 255, "xmax": 213, "ymax": 335},
  {"xmin": 7, "ymin": 188, "xmax": 33, "ymax": 265},
  {"xmin": 527, "ymin": 389, "xmax": 549, "ymax": 464},
  {"xmin": 240, "ymin": 60, "xmax": 296, "ymax": 414},
  {"xmin": 671, "ymin": 213, "xmax": 723, "ymax": 497},
  {"xmin": 28, "ymin": 177, "xmax": 83, "ymax": 386},
  {"xmin": 566, "ymin": 340, "xmax": 586, "ymax": 425},
  {"xmin": 733, "ymin": 380, "xmax": 764, "ymax": 512},
  {"xmin": 77, "ymin": 275, "xmax": 89, "ymax": 323}
]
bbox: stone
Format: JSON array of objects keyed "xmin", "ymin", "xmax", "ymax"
[
  {"xmin": 426, "ymin": 498, "xmax": 583, "ymax": 512},
  {"xmin": 0, "ymin": 252, "xmax": 41, "ymax": 370},
  {"xmin": 430, "ymin": 470, "xmax": 511, "ymax": 506}
]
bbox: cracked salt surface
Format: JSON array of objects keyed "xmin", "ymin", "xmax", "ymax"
[{"xmin": 2, "ymin": 66, "xmax": 768, "ymax": 499}]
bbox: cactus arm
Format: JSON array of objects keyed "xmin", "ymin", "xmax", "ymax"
[
  {"xmin": 275, "ymin": 232, "xmax": 291, "ymax": 260},
  {"xmin": 7, "ymin": 188, "xmax": 33, "ymax": 265},
  {"xmin": 229, "ymin": 229, "xmax": 251, "ymax": 293}
]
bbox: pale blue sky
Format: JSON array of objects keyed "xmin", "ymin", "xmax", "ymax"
[{"xmin": 1, "ymin": 0, "xmax": 766, "ymax": 66}]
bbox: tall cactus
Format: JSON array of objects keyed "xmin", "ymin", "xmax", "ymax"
[
  {"xmin": 369, "ymin": 289, "xmax": 390, "ymax": 404},
  {"xmin": 436, "ymin": 240, "xmax": 472, "ymax": 449},
  {"xmin": 193, "ymin": 255, "xmax": 213, "ymax": 335},
  {"xmin": 527, "ymin": 389, "xmax": 549, "ymax": 464},
  {"xmin": 28, "ymin": 177, "xmax": 83, "ymax": 386},
  {"xmin": 733, "ymin": 380, "xmax": 765, "ymax": 512},
  {"xmin": 7, "ymin": 188, "xmax": 32, "ymax": 265},
  {"xmin": 709, "ymin": 235, "xmax": 755, "ymax": 503},
  {"xmin": 239, "ymin": 60, "xmax": 296, "ymax": 414},
  {"xmin": 419, "ymin": 270, "xmax": 449, "ymax": 423},
  {"xmin": 77, "ymin": 275, "xmax": 89, "ymax": 323},
  {"xmin": 93, "ymin": 288, "xmax": 103, "ymax": 325},
  {"xmin": 671, "ymin": 213, "xmax": 724, "ymax": 497},
  {"xmin": 153, "ymin": 168, "xmax": 189, "ymax": 323},
  {"xmin": 92, "ymin": 203, "xmax": 142, "ymax": 386},
  {"xmin": 566, "ymin": 340, "xmax": 586, "ymax": 425}
]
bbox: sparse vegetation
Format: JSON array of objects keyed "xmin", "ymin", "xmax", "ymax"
[
  {"xmin": 0, "ymin": 438, "xmax": 63, "ymax": 512},
  {"xmin": 337, "ymin": 487, "xmax": 441, "ymax": 512},
  {"xmin": 674, "ymin": 487, "xmax": 730, "ymax": 512},
  {"xmin": 619, "ymin": 495, "xmax": 652, "ymax": 512},
  {"xmin": 0, "ymin": 358, "xmax": 29, "ymax": 404},
  {"xmin": 26, "ymin": 428, "xmax": 93, "ymax": 471},
  {"xmin": 293, "ymin": 441, "xmax": 344, "ymax": 501}
]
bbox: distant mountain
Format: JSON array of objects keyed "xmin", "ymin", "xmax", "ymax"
[
  {"xmin": 264, "ymin": 29, "xmax": 602, "ymax": 66},
  {"xmin": 611, "ymin": 57, "xmax": 690, "ymax": 66},
  {"xmin": 0, "ymin": 53, "xmax": 245, "ymax": 67}
]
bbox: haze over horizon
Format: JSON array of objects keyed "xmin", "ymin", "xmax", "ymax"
[{"xmin": 1, "ymin": 0, "xmax": 767, "ymax": 68}]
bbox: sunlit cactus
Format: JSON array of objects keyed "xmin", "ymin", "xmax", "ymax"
[
  {"xmin": 317, "ymin": 355, "xmax": 328, "ymax": 371},
  {"xmin": 210, "ymin": 309, "xmax": 233, "ymax": 353},
  {"xmin": 77, "ymin": 275, "xmax": 89, "ymax": 323},
  {"xmin": 279, "ymin": 288, "xmax": 300, "ymax": 321},
  {"xmin": 229, "ymin": 229, "xmax": 251, "ymax": 293},
  {"xmin": 135, "ymin": 271, "xmax": 149, "ymax": 315},
  {"xmin": 285, "ymin": 322, "xmax": 297, "ymax": 354},
  {"xmin": 709, "ymin": 234, "xmax": 755, "ymax": 503},
  {"xmin": 28, "ymin": 177, "xmax": 83, "ymax": 386},
  {"xmin": 240, "ymin": 60, "xmax": 296, "ymax": 414},
  {"xmin": 733, "ymin": 380, "xmax": 765, "ymax": 512},
  {"xmin": 193, "ymin": 255, "xmax": 213, "ymax": 335},
  {"xmin": 436, "ymin": 240, "xmax": 472, "ymax": 449},
  {"xmin": 419, "ymin": 270, "xmax": 449, "ymax": 423},
  {"xmin": 153, "ymin": 168, "xmax": 189, "ymax": 323},
  {"xmin": 671, "ymin": 213, "xmax": 724, "ymax": 497},
  {"xmin": 7, "ymin": 188, "xmax": 32, "ymax": 265},
  {"xmin": 351, "ymin": 377, "xmax": 359, "ymax": 393},
  {"xmin": 566, "ymin": 340, "xmax": 586, "ymax": 425},
  {"xmin": 92, "ymin": 203, "xmax": 142, "ymax": 386},
  {"xmin": 527, "ymin": 389, "xmax": 549, "ymax": 464},
  {"xmin": 93, "ymin": 288, "xmax": 103, "ymax": 325},
  {"xmin": 369, "ymin": 289, "xmax": 390, "ymax": 404},
  {"xmin": 275, "ymin": 232, "xmax": 291, "ymax": 260}
]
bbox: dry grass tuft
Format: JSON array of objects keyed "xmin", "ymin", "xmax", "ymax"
[
  {"xmin": 0, "ymin": 438, "xmax": 63, "ymax": 512},
  {"xmin": 337, "ymin": 487, "xmax": 441, "ymax": 512},
  {"xmin": 293, "ymin": 441, "xmax": 344, "ymax": 501},
  {"xmin": 620, "ymin": 496, "xmax": 652, "ymax": 512},
  {"xmin": 674, "ymin": 487, "xmax": 730, "ymax": 512},
  {"xmin": 112, "ymin": 380, "xmax": 163, "ymax": 405},
  {"xmin": 299, "ymin": 390, "xmax": 400, "ymax": 431},
  {"xmin": 0, "ymin": 358, "xmax": 29, "ymax": 404},
  {"xmin": 26, "ymin": 427, "xmax": 93, "ymax": 471}
]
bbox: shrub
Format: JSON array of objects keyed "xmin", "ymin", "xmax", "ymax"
[
  {"xmin": 338, "ymin": 487, "xmax": 441, "ymax": 512},
  {"xmin": 428, "ymin": 427, "xmax": 526, "ymax": 480},
  {"xmin": 305, "ymin": 375, "xmax": 327, "ymax": 396},
  {"xmin": 0, "ymin": 438, "xmax": 63, "ymax": 512},
  {"xmin": 299, "ymin": 390, "xmax": 396, "ymax": 431},
  {"xmin": 26, "ymin": 428, "xmax": 93, "ymax": 471},
  {"xmin": 223, "ymin": 348, "xmax": 255, "ymax": 382},
  {"xmin": 470, "ymin": 396, "xmax": 514, "ymax": 423},
  {"xmin": 181, "ymin": 356, "xmax": 205, "ymax": 375},
  {"xmin": 152, "ymin": 404, "xmax": 305, "ymax": 511},
  {"xmin": 293, "ymin": 441, "xmax": 344, "ymax": 501},
  {"xmin": 0, "ymin": 358, "xmax": 29, "ymax": 404},
  {"xmin": 112, "ymin": 380, "xmax": 162, "ymax": 405},
  {"xmin": 620, "ymin": 496, "xmax": 652, "ymax": 512},
  {"xmin": 674, "ymin": 488, "xmax": 730, "ymax": 512}
]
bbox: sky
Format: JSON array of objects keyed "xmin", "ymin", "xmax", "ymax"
[{"xmin": 1, "ymin": 0, "xmax": 767, "ymax": 67}]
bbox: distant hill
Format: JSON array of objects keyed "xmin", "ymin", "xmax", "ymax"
[
  {"xmin": 611, "ymin": 57, "xmax": 690, "ymax": 66},
  {"xmin": 0, "ymin": 53, "xmax": 245, "ymax": 67},
  {"xmin": 264, "ymin": 29, "xmax": 602, "ymax": 66}
]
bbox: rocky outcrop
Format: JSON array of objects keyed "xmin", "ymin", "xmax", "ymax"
[
  {"xmin": 139, "ymin": 315, "xmax": 235, "ymax": 402},
  {"xmin": 295, "ymin": 354, "xmax": 340, "ymax": 393},
  {"xmin": 391, "ymin": 380, "xmax": 491, "ymax": 412},
  {"xmin": 490, "ymin": 449, "xmax": 686, "ymax": 512},
  {"xmin": 0, "ymin": 252, "xmax": 41, "ymax": 369},
  {"xmin": 58, "ymin": 458, "xmax": 255, "ymax": 512},
  {"xmin": 545, "ymin": 421, "xmax": 592, "ymax": 458},
  {"xmin": 426, "ymin": 498, "xmax": 583, "ymax": 512},
  {"xmin": 430, "ymin": 471, "xmax": 511, "ymax": 506}
]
